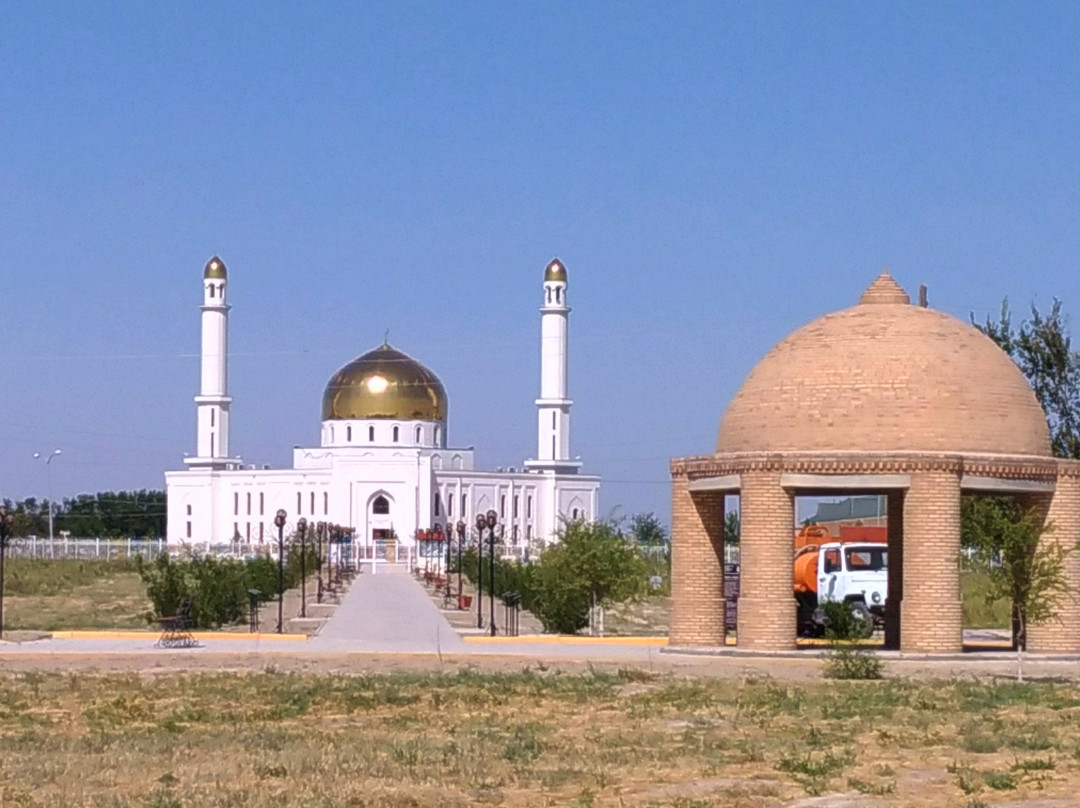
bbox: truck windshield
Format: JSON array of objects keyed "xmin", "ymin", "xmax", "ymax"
[{"xmin": 845, "ymin": 547, "xmax": 887, "ymax": 572}]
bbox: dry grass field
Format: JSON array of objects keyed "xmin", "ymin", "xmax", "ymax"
[
  {"xmin": 1, "ymin": 668, "xmax": 1079, "ymax": 807},
  {"xmin": 3, "ymin": 559, "xmax": 151, "ymax": 631}
]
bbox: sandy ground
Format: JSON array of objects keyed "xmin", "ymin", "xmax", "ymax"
[{"xmin": 0, "ymin": 648, "xmax": 1074, "ymax": 683}]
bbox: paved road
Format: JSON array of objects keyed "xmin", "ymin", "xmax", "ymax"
[{"xmin": 308, "ymin": 572, "xmax": 466, "ymax": 654}]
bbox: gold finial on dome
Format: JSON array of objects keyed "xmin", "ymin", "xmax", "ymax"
[
  {"xmin": 204, "ymin": 256, "xmax": 227, "ymax": 280},
  {"xmin": 545, "ymin": 258, "xmax": 567, "ymax": 282},
  {"xmin": 859, "ymin": 267, "xmax": 910, "ymax": 305}
]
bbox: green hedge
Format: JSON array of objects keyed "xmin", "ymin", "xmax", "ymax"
[{"xmin": 136, "ymin": 542, "xmax": 318, "ymax": 629}]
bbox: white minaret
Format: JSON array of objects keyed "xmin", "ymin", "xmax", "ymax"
[
  {"xmin": 184, "ymin": 256, "xmax": 236, "ymax": 470},
  {"xmin": 525, "ymin": 258, "xmax": 581, "ymax": 473}
]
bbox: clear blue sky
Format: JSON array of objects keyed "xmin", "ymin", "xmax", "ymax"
[{"xmin": 2, "ymin": 3, "xmax": 1078, "ymax": 526}]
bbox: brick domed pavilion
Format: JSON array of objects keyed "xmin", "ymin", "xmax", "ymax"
[{"xmin": 670, "ymin": 271, "xmax": 1080, "ymax": 653}]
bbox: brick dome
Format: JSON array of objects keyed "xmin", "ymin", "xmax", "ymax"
[{"xmin": 718, "ymin": 271, "xmax": 1052, "ymax": 456}]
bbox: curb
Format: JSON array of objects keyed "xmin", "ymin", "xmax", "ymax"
[
  {"xmin": 49, "ymin": 631, "xmax": 309, "ymax": 641},
  {"xmin": 463, "ymin": 635, "xmax": 668, "ymax": 646}
]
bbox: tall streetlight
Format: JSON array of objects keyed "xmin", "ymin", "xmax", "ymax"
[
  {"xmin": 274, "ymin": 509, "xmax": 287, "ymax": 633},
  {"xmin": 297, "ymin": 517, "xmax": 308, "ymax": 618},
  {"xmin": 32, "ymin": 449, "xmax": 62, "ymax": 541},
  {"xmin": 316, "ymin": 521, "xmax": 325, "ymax": 603},
  {"xmin": 0, "ymin": 507, "xmax": 14, "ymax": 639},
  {"xmin": 456, "ymin": 520, "xmax": 465, "ymax": 609},
  {"xmin": 486, "ymin": 509, "xmax": 498, "ymax": 637},
  {"xmin": 475, "ymin": 513, "xmax": 486, "ymax": 629}
]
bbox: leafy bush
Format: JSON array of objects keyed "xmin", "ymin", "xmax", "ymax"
[
  {"xmin": 822, "ymin": 645, "xmax": 884, "ymax": 680},
  {"xmin": 136, "ymin": 543, "xmax": 318, "ymax": 629}
]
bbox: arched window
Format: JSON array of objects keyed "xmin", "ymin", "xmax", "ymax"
[
  {"xmin": 415, "ymin": 425, "xmax": 422, "ymax": 444},
  {"xmin": 296, "ymin": 492, "xmax": 302, "ymax": 513},
  {"xmin": 208, "ymin": 285, "xmax": 215, "ymax": 299},
  {"xmin": 572, "ymin": 508, "xmax": 579, "ymax": 519},
  {"xmin": 369, "ymin": 425, "xmax": 375, "ymax": 442},
  {"xmin": 555, "ymin": 287, "xmax": 561, "ymax": 303},
  {"xmin": 186, "ymin": 504, "xmax": 192, "ymax": 516},
  {"xmin": 546, "ymin": 287, "xmax": 551, "ymax": 304},
  {"xmin": 323, "ymin": 492, "xmax": 328, "ymax": 514},
  {"xmin": 392, "ymin": 426, "xmax": 399, "ymax": 443},
  {"xmin": 372, "ymin": 496, "xmax": 390, "ymax": 515},
  {"xmin": 434, "ymin": 425, "xmax": 441, "ymax": 445},
  {"xmin": 347, "ymin": 426, "xmax": 352, "ymax": 442},
  {"xmin": 434, "ymin": 492, "xmax": 441, "ymax": 516}
]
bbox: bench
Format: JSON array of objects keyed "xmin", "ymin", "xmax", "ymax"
[{"xmin": 156, "ymin": 596, "xmax": 197, "ymax": 648}]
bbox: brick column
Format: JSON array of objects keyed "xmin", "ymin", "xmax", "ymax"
[
  {"xmin": 669, "ymin": 475, "xmax": 727, "ymax": 647},
  {"xmin": 1028, "ymin": 471, "xmax": 1080, "ymax": 653},
  {"xmin": 884, "ymin": 489, "xmax": 904, "ymax": 650},
  {"xmin": 901, "ymin": 469, "xmax": 962, "ymax": 653},
  {"xmin": 737, "ymin": 470, "xmax": 795, "ymax": 650}
]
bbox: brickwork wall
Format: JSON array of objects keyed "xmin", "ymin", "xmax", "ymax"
[
  {"xmin": 884, "ymin": 490, "xmax": 904, "ymax": 650},
  {"xmin": 669, "ymin": 476, "xmax": 727, "ymax": 647},
  {"xmin": 1028, "ymin": 472, "xmax": 1080, "ymax": 653},
  {"xmin": 901, "ymin": 470, "xmax": 962, "ymax": 652},
  {"xmin": 737, "ymin": 470, "xmax": 795, "ymax": 650}
]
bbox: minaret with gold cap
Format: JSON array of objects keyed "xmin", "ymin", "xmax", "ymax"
[
  {"xmin": 185, "ymin": 256, "xmax": 234, "ymax": 469},
  {"xmin": 526, "ymin": 258, "xmax": 581, "ymax": 473}
]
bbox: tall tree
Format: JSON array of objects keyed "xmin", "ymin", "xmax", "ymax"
[
  {"xmin": 976, "ymin": 299, "xmax": 1080, "ymax": 458},
  {"xmin": 962, "ymin": 495, "xmax": 1072, "ymax": 680}
]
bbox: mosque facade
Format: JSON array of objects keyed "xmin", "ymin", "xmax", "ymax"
[{"xmin": 165, "ymin": 257, "xmax": 599, "ymax": 561}]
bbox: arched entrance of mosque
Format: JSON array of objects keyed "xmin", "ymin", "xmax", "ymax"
[{"xmin": 366, "ymin": 491, "xmax": 398, "ymax": 563}]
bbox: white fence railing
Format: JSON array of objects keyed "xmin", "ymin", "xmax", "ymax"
[{"xmin": 7, "ymin": 537, "xmax": 168, "ymax": 560}]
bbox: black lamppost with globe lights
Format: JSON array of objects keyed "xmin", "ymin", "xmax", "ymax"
[
  {"xmin": 0, "ymin": 507, "xmax": 14, "ymax": 638},
  {"xmin": 297, "ymin": 517, "xmax": 308, "ymax": 618},
  {"xmin": 274, "ymin": 509, "xmax": 287, "ymax": 633},
  {"xmin": 485, "ymin": 509, "xmax": 498, "ymax": 636}
]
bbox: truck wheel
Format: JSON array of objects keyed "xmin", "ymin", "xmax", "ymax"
[{"xmin": 848, "ymin": 602, "xmax": 873, "ymax": 639}]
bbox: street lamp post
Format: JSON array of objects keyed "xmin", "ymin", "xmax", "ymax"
[
  {"xmin": 486, "ymin": 509, "xmax": 498, "ymax": 637},
  {"xmin": 274, "ymin": 509, "xmax": 287, "ymax": 634},
  {"xmin": 0, "ymin": 507, "xmax": 14, "ymax": 639},
  {"xmin": 316, "ymin": 521, "xmax": 325, "ymax": 603},
  {"xmin": 475, "ymin": 513, "xmax": 486, "ymax": 629},
  {"xmin": 32, "ymin": 449, "xmax": 62, "ymax": 541},
  {"xmin": 297, "ymin": 517, "xmax": 308, "ymax": 619},
  {"xmin": 456, "ymin": 520, "xmax": 465, "ymax": 610}
]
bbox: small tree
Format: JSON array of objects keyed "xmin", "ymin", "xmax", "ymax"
[
  {"xmin": 962, "ymin": 496, "xmax": 1074, "ymax": 680},
  {"xmin": 532, "ymin": 519, "xmax": 648, "ymax": 635}
]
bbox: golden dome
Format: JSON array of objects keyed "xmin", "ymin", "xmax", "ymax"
[
  {"xmin": 545, "ymin": 258, "xmax": 567, "ymax": 282},
  {"xmin": 204, "ymin": 256, "xmax": 227, "ymax": 280},
  {"xmin": 717, "ymin": 273, "xmax": 1051, "ymax": 456},
  {"xmin": 322, "ymin": 343, "xmax": 447, "ymax": 422}
]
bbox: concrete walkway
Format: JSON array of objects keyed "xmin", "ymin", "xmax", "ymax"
[{"xmin": 308, "ymin": 572, "xmax": 466, "ymax": 654}]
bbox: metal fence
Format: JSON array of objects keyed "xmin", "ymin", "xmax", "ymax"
[{"xmin": 7, "ymin": 537, "xmax": 168, "ymax": 560}]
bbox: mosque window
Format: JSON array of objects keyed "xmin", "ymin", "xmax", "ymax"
[
  {"xmin": 527, "ymin": 496, "xmax": 532, "ymax": 518},
  {"xmin": 234, "ymin": 493, "xmax": 239, "ymax": 515},
  {"xmin": 434, "ymin": 425, "xmax": 441, "ymax": 444},
  {"xmin": 211, "ymin": 434, "xmax": 215, "ymax": 456},
  {"xmin": 246, "ymin": 523, "xmax": 250, "ymax": 540},
  {"xmin": 323, "ymin": 492, "xmax": 328, "ymax": 515},
  {"xmin": 330, "ymin": 425, "xmax": 335, "ymax": 442},
  {"xmin": 434, "ymin": 493, "xmax": 441, "ymax": 516},
  {"xmin": 211, "ymin": 409, "xmax": 215, "ymax": 427},
  {"xmin": 555, "ymin": 287, "xmax": 561, "ymax": 304},
  {"xmin": 186, "ymin": 505, "xmax": 192, "ymax": 516},
  {"xmin": 209, "ymin": 285, "xmax": 215, "ymax": 299},
  {"xmin": 514, "ymin": 496, "xmax": 519, "ymax": 519},
  {"xmin": 310, "ymin": 491, "xmax": 315, "ymax": 514},
  {"xmin": 546, "ymin": 287, "xmax": 551, "ymax": 304},
  {"xmin": 393, "ymin": 426, "xmax": 399, "ymax": 443},
  {"xmin": 415, "ymin": 425, "xmax": 422, "ymax": 444},
  {"xmin": 373, "ymin": 496, "xmax": 390, "ymax": 515},
  {"xmin": 461, "ymin": 494, "xmax": 467, "ymax": 516},
  {"xmin": 500, "ymin": 495, "xmax": 506, "ymax": 519},
  {"xmin": 552, "ymin": 412, "xmax": 556, "ymax": 428},
  {"xmin": 186, "ymin": 521, "xmax": 192, "ymax": 538},
  {"xmin": 448, "ymin": 495, "xmax": 453, "ymax": 516},
  {"xmin": 297, "ymin": 492, "xmax": 302, "ymax": 513},
  {"xmin": 259, "ymin": 523, "xmax": 264, "ymax": 541},
  {"xmin": 526, "ymin": 524, "xmax": 532, "ymax": 540},
  {"xmin": 347, "ymin": 426, "xmax": 352, "ymax": 442},
  {"xmin": 259, "ymin": 493, "xmax": 264, "ymax": 515},
  {"xmin": 572, "ymin": 508, "xmax": 579, "ymax": 520},
  {"xmin": 246, "ymin": 493, "xmax": 251, "ymax": 515},
  {"xmin": 369, "ymin": 425, "xmax": 375, "ymax": 442}
]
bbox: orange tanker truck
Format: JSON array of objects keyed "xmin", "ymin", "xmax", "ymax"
[{"xmin": 793, "ymin": 528, "xmax": 888, "ymax": 636}]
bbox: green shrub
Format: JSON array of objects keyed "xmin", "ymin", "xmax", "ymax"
[{"xmin": 822, "ymin": 645, "xmax": 884, "ymax": 680}]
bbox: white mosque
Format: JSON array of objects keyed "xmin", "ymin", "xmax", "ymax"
[{"xmin": 164, "ymin": 256, "xmax": 600, "ymax": 564}]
